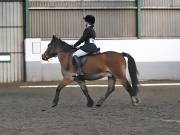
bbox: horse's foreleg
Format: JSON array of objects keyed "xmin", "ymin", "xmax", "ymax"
[
  {"xmin": 96, "ymin": 76, "xmax": 116, "ymax": 107},
  {"xmin": 52, "ymin": 77, "xmax": 73, "ymax": 107},
  {"xmin": 77, "ymin": 80, "xmax": 94, "ymax": 107}
]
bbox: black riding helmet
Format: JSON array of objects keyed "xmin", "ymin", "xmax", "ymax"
[{"xmin": 83, "ymin": 15, "xmax": 95, "ymax": 25}]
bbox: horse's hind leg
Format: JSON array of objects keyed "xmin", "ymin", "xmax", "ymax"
[
  {"xmin": 96, "ymin": 76, "xmax": 116, "ymax": 107},
  {"xmin": 52, "ymin": 77, "xmax": 73, "ymax": 107},
  {"xmin": 76, "ymin": 80, "xmax": 94, "ymax": 107},
  {"xmin": 121, "ymin": 79, "xmax": 140, "ymax": 106}
]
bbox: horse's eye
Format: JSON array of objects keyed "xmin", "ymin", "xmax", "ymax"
[{"xmin": 48, "ymin": 44, "xmax": 51, "ymax": 48}]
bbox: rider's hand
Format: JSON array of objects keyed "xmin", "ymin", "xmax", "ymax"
[{"xmin": 72, "ymin": 45, "xmax": 77, "ymax": 49}]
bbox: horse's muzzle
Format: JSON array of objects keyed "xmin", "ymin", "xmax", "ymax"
[{"xmin": 42, "ymin": 53, "xmax": 49, "ymax": 61}]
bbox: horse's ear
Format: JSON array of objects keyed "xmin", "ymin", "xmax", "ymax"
[{"xmin": 52, "ymin": 35, "xmax": 56, "ymax": 39}]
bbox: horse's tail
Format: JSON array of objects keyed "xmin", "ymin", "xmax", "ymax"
[{"xmin": 122, "ymin": 52, "xmax": 139, "ymax": 95}]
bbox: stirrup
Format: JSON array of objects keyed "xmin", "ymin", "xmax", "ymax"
[
  {"xmin": 72, "ymin": 72, "xmax": 84, "ymax": 77},
  {"xmin": 73, "ymin": 73, "xmax": 80, "ymax": 77}
]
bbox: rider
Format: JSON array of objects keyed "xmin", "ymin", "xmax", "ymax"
[{"xmin": 72, "ymin": 15, "xmax": 98, "ymax": 77}]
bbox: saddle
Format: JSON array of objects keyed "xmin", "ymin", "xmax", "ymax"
[{"xmin": 79, "ymin": 48, "xmax": 100, "ymax": 66}]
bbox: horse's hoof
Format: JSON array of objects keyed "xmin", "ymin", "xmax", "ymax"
[
  {"xmin": 131, "ymin": 96, "xmax": 140, "ymax": 106},
  {"xmin": 96, "ymin": 104, "xmax": 102, "ymax": 107},
  {"xmin": 87, "ymin": 100, "xmax": 94, "ymax": 107},
  {"xmin": 51, "ymin": 102, "xmax": 57, "ymax": 108},
  {"xmin": 132, "ymin": 102, "xmax": 139, "ymax": 106},
  {"xmin": 136, "ymin": 98, "xmax": 141, "ymax": 104},
  {"xmin": 96, "ymin": 98, "xmax": 104, "ymax": 107}
]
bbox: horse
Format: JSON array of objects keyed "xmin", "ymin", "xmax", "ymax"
[{"xmin": 42, "ymin": 35, "xmax": 140, "ymax": 107}]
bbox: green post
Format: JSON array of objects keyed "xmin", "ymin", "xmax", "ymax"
[
  {"xmin": 23, "ymin": 0, "xmax": 29, "ymax": 38},
  {"xmin": 136, "ymin": 0, "xmax": 141, "ymax": 39},
  {"xmin": 23, "ymin": 0, "xmax": 29, "ymax": 82}
]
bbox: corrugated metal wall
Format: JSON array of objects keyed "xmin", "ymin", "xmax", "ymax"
[
  {"xmin": 142, "ymin": 10, "xmax": 180, "ymax": 37},
  {"xmin": 29, "ymin": 9, "xmax": 136, "ymax": 38},
  {"xmin": 142, "ymin": 0, "xmax": 180, "ymax": 37},
  {"xmin": 29, "ymin": 0, "xmax": 180, "ymax": 38},
  {"xmin": 0, "ymin": 1, "xmax": 24, "ymax": 83},
  {"xmin": 142, "ymin": 0, "xmax": 180, "ymax": 7},
  {"xmin": 29, "ymin": 10, "xmax": 84, "ymax": 38},
  {"xmin": 29, "ymin": 0, "xmax": 136, "ymax": 38}
]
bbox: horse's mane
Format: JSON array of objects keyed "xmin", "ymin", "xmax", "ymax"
[{"xmin": 59, "ymin": 39, "xmax": 76, "ymax": 52}]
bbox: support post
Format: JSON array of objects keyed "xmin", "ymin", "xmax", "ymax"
[
  {"xmin": 23, "ymin": 0, "xmax": 29, "ymax": 82},
  {"xmin": 23, "ymin": 0, "xmax": 29, "ymax": 38},
  {"xmin": 136, "ymin": 0, "xmax": 141, "ymax": 39}
]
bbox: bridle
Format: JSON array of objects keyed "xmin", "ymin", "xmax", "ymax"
[{"xmin": 42, "ymin": 38, "xmax": 74, "ymax": 61}]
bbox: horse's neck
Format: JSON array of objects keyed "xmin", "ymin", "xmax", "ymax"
[{"xmin": 57, "ymin": 51, "xmax": 73, "ymax": 69}]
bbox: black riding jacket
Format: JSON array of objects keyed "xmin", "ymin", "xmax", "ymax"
[{"xmin": 74, "ymin": 25, "xmax": 97, "ymax": 53}]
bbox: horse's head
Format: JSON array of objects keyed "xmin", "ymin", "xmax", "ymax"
[{"xmin": 42, "ymin": 35, "xmax": 63, "ymax": 61}]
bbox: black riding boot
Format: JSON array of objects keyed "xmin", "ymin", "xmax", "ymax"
[{"xmin": 73, "ymin": 56, "xmax": 83, "ymax": 77}]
